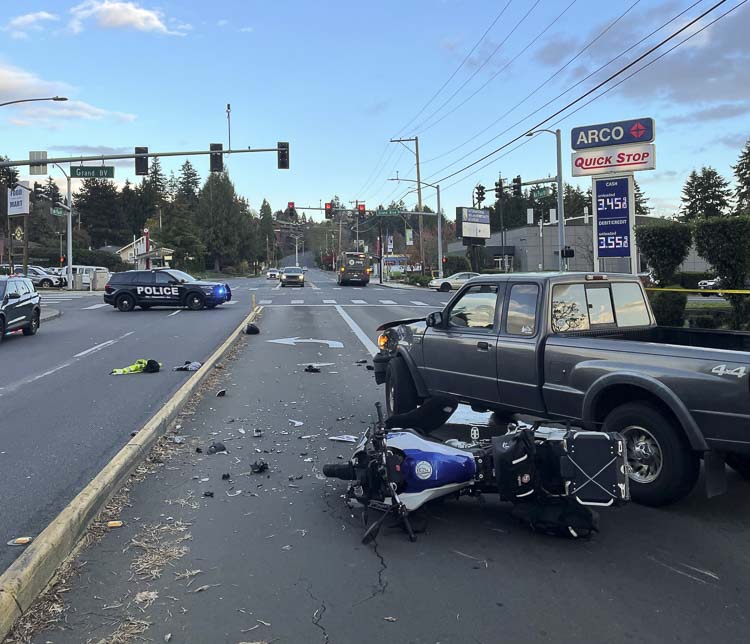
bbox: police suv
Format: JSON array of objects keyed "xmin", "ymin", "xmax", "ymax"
[{"xmin": 104, "ymin": 269, "xmax": 231, "ymax": 312}]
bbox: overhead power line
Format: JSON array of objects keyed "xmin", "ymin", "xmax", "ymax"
[
  {"xmin": 409, "ymin": 0, "xmax": 542, "ymax": 135},
  {"xmin": 416, "ymin": 0, "xmax": 580, "ymax": 136},
  {"xmin": 431, "ymin": 0, "xmax": 735, "ymax": 186}
]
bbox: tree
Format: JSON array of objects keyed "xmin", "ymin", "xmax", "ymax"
[
  {"xmin": 680, "ymin": 166, "xmax": 732, "ymax": 221},
  {"xmin": 694, "ymin": 216, "xmax": 750, "ymax": 328},
  {"xmin": 633, "ymin": 179, "xmax": 651, "ymax": 216},
  {"xmin": 119, "ymin": 180, "xmax": 142, "ymax": 237},
  {"xmin": 258, "ymin": 199, "xmax": 276, "ymax": 264},
  {"xmin": 197, "ymin": 173, "xmax": 241, "ymax": 270},
  {"xmin": 161, "ymin": 199, "xmax": 205, "ymax": 270},
  {"xmin": 147, "ymin": 156, "xmax": 168, "ymax": 203},
  {"xmin": 635, "ymin": 221, "xmax": 692, "ymax": 326},
  {"xmin": 176, "ymin": 160, "xmax": 201, "ymax": 209},
  {"xmin": 74, "ymin": 178, "xmax": 128, "ymax": 248},
  {"xmin": 732, "ymin": 138, "xmax": 750, "ymax": 215},
  {"xmin": 43, "ymin": 176, "xmax": 62, "ymax": 205}
]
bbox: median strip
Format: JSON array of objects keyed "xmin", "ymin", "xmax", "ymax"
[{"xmin": 0, "ymin": 305, "xmax": 263, "ymax": 642}]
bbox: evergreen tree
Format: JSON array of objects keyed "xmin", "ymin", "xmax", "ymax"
[
  {"xmin": 162, "ymin": 199, "xmax": 205, "ymax": 270},
  {"xmin": 119, "ymin": 180, "xmax": 142, "ymax": 237},
  {"xmin": 43, "ymin": 176, "xmax": 62, "ymax": 204},
  {"xmin": 258, "ymin": 199, "xmax": 276, "ymax": 263},
  {"xmin": 176, "ymin": 160, "xmax": 201, "ymax": 208},
  {"xmin": 732, "ymin": 138, "xmax": 750, "ymax": 215},
  {"xmin": 147, "ymin": 156, "xmax": 168, "ymax": 203},
  {"xmin": 74, "ymin": 178, "xmax": 128, "ymax": 248},
  {"xmin": 166, "ymin": 170, "xmax": 179, "ymax": 203},
  {"xmin": 680, "ymin": 166, "xmax": 732, "ymax": 221},
  {"xmin": 633, "ymin": 179, "xmax": 651, "ymax": 216},
  {"xmin": 197, "ymin": 173, "xmax": 241, "ymax": 270}
]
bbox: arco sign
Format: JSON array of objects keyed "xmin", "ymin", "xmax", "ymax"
[{"xmin": 571, "ymin": 118, "xmax": 654, "ymax": 150}]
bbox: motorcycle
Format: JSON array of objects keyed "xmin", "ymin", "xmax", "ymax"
[{"xmin": 324, "ymin": 397, "xmax": 629, "ymax": 542}]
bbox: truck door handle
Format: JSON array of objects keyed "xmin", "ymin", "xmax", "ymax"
[{"xmin": 476, "ymin": 341, "xmax": 490, "ymax": 352}]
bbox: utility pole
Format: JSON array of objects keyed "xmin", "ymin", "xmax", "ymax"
[
  {"xmin": 497, "ymin": 171, "xmax": 506, "ymax": 271},
  {"xmin": 390, "ymin": 136, "xmax": 424, "ymax": 274},
  {"xmin": 226, "ymin": 103, "xmax": 231, "ymax": 155}
]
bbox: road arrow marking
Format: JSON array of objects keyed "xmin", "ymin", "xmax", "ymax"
[{"xmin": 267, "ymin": 337, "xmax": 344, "ymax": 349}]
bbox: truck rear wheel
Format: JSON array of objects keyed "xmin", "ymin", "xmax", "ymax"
[
  {"xmin": 602, "ymin": 402, "xmax": 699, "ymax": 506},
  {"xmin": 385, "ymin": 356, "xmax": 418, "ymax": 417}
]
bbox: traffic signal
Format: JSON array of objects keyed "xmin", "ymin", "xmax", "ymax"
[
  {"xmin": 277, "ymin": 142, "xmax": 289, "ymax": 170},
  {"xmin": 210, "ymin": 143, "xmax": 223, "ymax": 173},
  {"xmin": 288, "ymin": 201, "xmax": 295, "ymax": 210},
  {"xmin": 324, "ymin": 202, "xmax": 333, "ymax": 219},
  {"xmin": 475, "ymin": 184, "xmax": 486, "ymax": 205},
  {"xmin": 357, "ymin": 203, "xmax": 366, "ymax": 216},
  {"xmin": 494, "ymin": 179, "xmax": 503, "ymax": 200},
  {"xmin": 512, "ymin": 175, "xmax": 522, "ymax": 197},
  {"xmin": 135, "ymin": 147, "xmax": 148, "ymax": 176}
]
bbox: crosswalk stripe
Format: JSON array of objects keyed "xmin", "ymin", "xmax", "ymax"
[
  {"xmin": 291, "ymin": 299, "xmax": 304, "ymax": 304},
  {"xmin": 259, "ymin": 299, "xmax": 272, "ymax": 305},
  {"xmin": 411, "ymin": 301, "xmax": 428, "ymax": 306},
  {"xmin": 82, "ymin": 303, "xmax": 109, "ymax": 310},
  {"xmin": 379, "ymin": 300, "xmax": 397, "ymax": 305},
  {"xmin": 323, "ymin": 299, "xmax": 337, "ymax": 304},
  {"xmin": 351, "ymin": 299, "xmax": 367, "ymax": 304}
]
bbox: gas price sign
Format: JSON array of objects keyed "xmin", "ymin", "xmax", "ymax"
[{"xmin": 594, "ymin": 177, "xmax": 631, "ymax": 258}]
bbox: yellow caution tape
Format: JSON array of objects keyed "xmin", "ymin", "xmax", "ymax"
[{"xmin": 645, "ymin": 288, "xmax": 750, "ymax": 295}]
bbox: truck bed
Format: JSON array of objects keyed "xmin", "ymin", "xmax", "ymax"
[{"xmin": 559, "ymin": 326, "xmax": 750, "ymax": 353}]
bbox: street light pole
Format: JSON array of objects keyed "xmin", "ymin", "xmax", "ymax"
[
  {"xmin": 0, "ymin": 96, "xmax": 68, "ymax": 108},
  {"xmin": 391, "ymin": 136, "xmax": 425, "ymax": 274},
  {"xmin": 527, "ymin": 129, "xmax": 566, "ymax": 270}
]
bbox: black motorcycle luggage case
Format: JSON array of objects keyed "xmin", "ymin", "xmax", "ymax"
[{"xmin": 558, "ymin": 430, "xmax": 629, "ymax": 506}]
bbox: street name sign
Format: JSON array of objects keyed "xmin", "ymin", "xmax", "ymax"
[
  {"xmin": 571, "ymin": 118, "xmax": 654, "ymax": 150},
  {"xmin": 70, "ymin": 166, "xmax": 115, "ymax": 179},
  {"xmin": 572, "ymin": 143, "xmax": 655, "ymax": 177},
  {"xmin": 377, "ymin": 208, "xmax": 401, "ymax": 216}
]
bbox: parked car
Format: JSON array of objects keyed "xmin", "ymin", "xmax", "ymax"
[
  {"xmin": 280, "ymin": 266, "xmax": 304, "ymax": 287},
  {"xmin": 428, "ymin": 272, "xmax": 480, "ymax": 292},
  {"xmin": 104, "ymin": 269, "xmax": 231, "ymax": 311},
  {"xmin": 699, "ymin": 278, "xmax": 722, "ymax": 296},
  {"xmin": 0, "ymin": 265, "xmax": 63, "ymax": 288},
  {"xmin": 374, "ymin": 272, "xmax": 750, "ymax": 507},
  {"xmin": 266, "ymin": 268, "xmax": 280, "ymax": 279},
  {"xmin": 71, "ymin": 265, "xmax": 111, "ymax": 287},
  {"xmin": 0, "ymin": 276, "xmax": 41, "ymax": 342}
]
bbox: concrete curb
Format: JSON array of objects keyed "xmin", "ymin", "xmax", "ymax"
[
  {"xmin": 0, "ymin": 305, "xmax": 263, "ymax": 642},
  {"xmin": 40, "ymin": 309, "xmax": 61, "ymax": 323}
]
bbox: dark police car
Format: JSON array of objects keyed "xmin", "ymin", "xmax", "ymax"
[
  {"xmin": 104, "ymin": 269, "xmax": 231, "ymax": 312},
  {"xmin": 1, "ymin": 276, "xmax": 41, "ymax": 342}
]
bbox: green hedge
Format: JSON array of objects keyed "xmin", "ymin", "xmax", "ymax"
[
  {"xmin": 648, "ymin": 287, "xmax": 687, "ymax": 327},
  {"xmin": 678, "ymin": 271, "xmax": 715, "ymax": 290},
  {"xmin": 405, "ymin": 274, "xmax": 432, "ymax": 287}
]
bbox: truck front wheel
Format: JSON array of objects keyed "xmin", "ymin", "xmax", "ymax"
[
  {"xmin": 385, "ymin": 356, "xmax": 418, "ymax": 417},
  {"xmin": 602, "ymin": 402, "xmax": 699, "ymax": 506}
]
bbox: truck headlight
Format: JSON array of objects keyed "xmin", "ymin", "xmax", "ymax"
[{"xmin": 378, "ymin": 330, "xmax": 397, "ymax": 351}]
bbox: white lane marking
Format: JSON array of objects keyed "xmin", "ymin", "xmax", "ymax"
[
  {"xmin": 323, "ymin": 299, "xmax": 337, "ymax": 304},
  {"xmin": 259, "ymin": 299, "xmax": 272, "ymax": 305},
  {"xmin": 291, "ymin": 299, "xmax": 304, "ymax": 304},
  {"xmin": 335, "ymin": 305, "xmax": 378, "ymax": 356},
  {"xmin": 83, "ymin": 303, "xmax": 109, "ymax": 310},
  {"xmin": 333, "ymin": 287, "xmax": 341, "ymax": 290},
  {"xmin": 351, "ymin": 299, "xmax": 367, "ymax": 304},
  {"xmin": 168, "ymin": 310, "xmax": 182, "ymax": 317},
  {"xmin": 274, "ymin": 282, "xmax": 282, "ymax": 290},
  {"xmin": 249, "ymin": 288, "xmax": 259, "ymax": 291},
  {"xmin": 379, "ymin": 300, "xmax": 397, "ymax": 305},
  {"xmin": 224, "ymin": 301, "xmax": 238, "ymax": 305},
  {"xmin": 440, "ymin": 301, "xmax": 449, "ymax": 305},
  {"xmin": 410, "ymin": 300, "xmax": 428, "ymax": 306},
  {"xmin": 74, "ymin": 331, "xmax": 134, "ymax": 358}
]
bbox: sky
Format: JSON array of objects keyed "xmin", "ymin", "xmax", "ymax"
[{"xmin": 1, "ymin": 0, "xmax": 749, "ymax": 222}]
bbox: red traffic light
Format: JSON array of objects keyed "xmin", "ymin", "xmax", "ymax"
[
  {"xmin": 288, "ymin": 201, "xmax": 295, "ymax": 209},
  {"xmin": 324, "ymin": 202, "xmax": 333, "ymax": 219},
  {"xmin": 357, "ymin": 203, "xmax": 365, "ymax": 213}
]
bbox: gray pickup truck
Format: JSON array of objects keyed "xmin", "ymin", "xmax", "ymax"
[{"xmin": 373, "ymin": 272, "xmax": 750, "ymax": 506}]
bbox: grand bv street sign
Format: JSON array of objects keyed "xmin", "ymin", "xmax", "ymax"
[{"xmin": 571, "ymin": 143, "xmax": 655, "ymax": 177}]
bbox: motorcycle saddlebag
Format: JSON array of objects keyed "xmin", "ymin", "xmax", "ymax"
[
  {"xmin": 492, "ymin": 429, "xmax": 536, "ymax": 502},
  {"xmin": 558, "ymin": 431, "xmax": 629, "ymax": 506}
]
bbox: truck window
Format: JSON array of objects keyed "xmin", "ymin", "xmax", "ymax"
[
  {"xmin": 552, "ymin": 284, "xmax": 590, "ymax": 332},
  {"xmin": 612, "ymin": 282, "xmax": 651, "ymax": 327},
  {"xmin": 585, "ymin": 286, "xmax": 615, "ymax": 325},
  {"xmin": 448, "ymin": 285, "xmax": 498, "ymax": 330},
  {"xmin": 506, "ymin": 284, "xmax": 539, "ymax": 335}
]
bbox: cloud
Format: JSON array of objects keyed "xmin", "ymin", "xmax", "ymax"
[
  {"xmin": 69, "ymin": 1, "xmax": 189, "ymax": 36},
  {"xmin": 364, "ymin": 100, "xmax": 389, "ymax": 116},
  {"xmin": 669, "ymin": 102, "xmax": 750, "ymax": 125},
  {"xmin": 0, "ymin": 61, "xmax": 136, "ymax": 127},
  {"xmin": 49, "ymin": 145, "xmax": 130, "ymax": 155},
  {"xmin": 239, "ymin": 26, "xmax": 254, "ymax": 33},
  {"xmin": 216, "ymin": 19, "xmax": 229, "ymax": 27},
  {"xmin": 3, "ymin": 11, "xmax": 59, "ymax": 39},
  {"xmin": 716, "ymin": 133, "xmax": 749, "ymax": 150},
  {"xmin": 533, "ymin": 35, "xmax": 579, "ymax": 66}
]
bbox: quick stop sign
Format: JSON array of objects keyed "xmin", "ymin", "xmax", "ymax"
[{"xmin": 571, "ymin": 143, "xmax": 655, "ymax": 177}]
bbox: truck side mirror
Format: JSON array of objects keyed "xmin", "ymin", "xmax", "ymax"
[{"xmin": 426, "ymin": 311, "xmax": 444, "ymax": 328}]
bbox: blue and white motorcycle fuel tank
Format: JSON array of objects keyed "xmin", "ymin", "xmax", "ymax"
[{"xmin": 360, "ymin": 431, "xmax": 477, "ymax": 511}]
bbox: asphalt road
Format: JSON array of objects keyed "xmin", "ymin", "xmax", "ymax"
[
  {"xmin": 0, "ymin": 277, "xmax": 257, "ymax": 573},
  {"xmin": 29, "ymin": 266, "xmax": 750, "ymax": 644}
]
